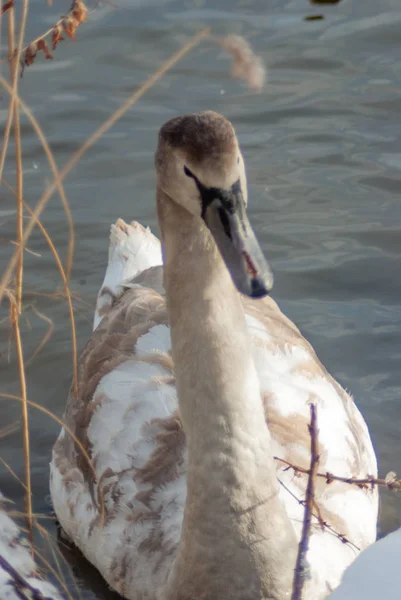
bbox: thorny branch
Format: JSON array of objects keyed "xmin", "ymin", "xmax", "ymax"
[
  {"xmin": 274, "ymin": 458, "xmax": 401, "ymax": 492},
  {"xmin": 291, "ymin": 403, "xmax": 319, "ymax": 600},
  {"xmin": 277, "ymin": 477, "xmax": 360, "ymax": 552}
]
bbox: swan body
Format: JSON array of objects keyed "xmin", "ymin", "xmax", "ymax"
[
  {"xmin": 328, "ymin": 527, "xmax": 401, "ymax": 600},
  {"xmin": 0, "ymin": 493, "xmax": 63, "ymax": 600},
  {"xmin": 50, "ymin": 111, "xmax": 378, "ymax": 600}
]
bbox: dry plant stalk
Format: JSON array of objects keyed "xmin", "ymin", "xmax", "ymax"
[
  {"xmin": 20, "ymin": 0, "xmax": 88, "ymax": 75},
  {"xmin": 1, "ymin": 0, "xmax": 33, "ymax": 541},
  {"xmin": 0, "ymin": 392, "xmax": 105, "ymax": 521},
  {"xmin": 292, "ymin": 403, "xmax": 319, "ymax": 600},
  {"xmin": 275, "ymin": 457, "xmax": 401, "ymax": 492},
  {"xmin": 219, "ymin": 34, "xmax": 266, "ymax": 91},
  {"xmin": 0, "ymin": 80, "xmax": 78, "ymax": 394}
]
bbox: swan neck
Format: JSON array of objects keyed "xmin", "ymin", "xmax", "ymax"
[{"xmin": 157, "ymin": 188, "xmax": 297, "ymax": 599}]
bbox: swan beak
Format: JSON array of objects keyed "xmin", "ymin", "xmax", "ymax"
[{"xmin": 203, "ymin": 184, "xmax": 273, "ymax": 298}]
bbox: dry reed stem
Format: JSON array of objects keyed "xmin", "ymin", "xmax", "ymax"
[
  {"xmin": 0, "ymin": 27, "xmax": 210, "ymax": 307},
  {"xmin": 0, "ymin": 455, "xmax": 26, "ymax": 490},
  {"xmin": 33, "ymin": 524, "xmax": 78, "ymax": 600},
  {"xmin": 8, "ymin": 511, "xmax": 57, "ymax": 521},
  {"xmin": 31, "ymin": 532, "xmax": 74, "ymax": 600},
  {"xmin": 25, "ymin": 305, "xmax": 54, "ymax": 365},
  {"xmin": 0, "ymin": 421, "xmax": 20, "ymax": 440},
  {"xmin": 0, "ymin": 86, "xmax": 77, "ymax": 394},
  {"xmin": 0, "ymin": 392, "xmax": 105, "ymax": 524},
  {"xmin": 0, "ymin": 0, "xmax": 28, "ymax": 183},
  {"xmin": 218, "ymin": 34, "xmax": 266, "ymax": 91},
  {"xmin": 1, "ymin": 173, "xmax": 78, "ymax": 397},
  {"xmin": 292, "ymin": 403, "xmax": 319, "ymax": 600},
  {"xmin": 34, "ymin": 527, "xmax": 75, "ymax": 600},
  {"xmin": 0, "ymin": 77, "xmax": 75, "ymax": 285},
  {"xmin": 23, "ymin": 201, "xmax": 78, "ymax": 396},
  {"xmin": 10, "ymin": 302, "xmax": 33, "ymax": 541},
  {"xmin": 8, "ymin": 9, "xmax": 25, "ymax": 314},
  {"xmin": 1, "ymin": 0, "xmax": 32, "ymax": 529},
  {"xmin": 275, "ymin": 456, "xmax": 401, "ymax": 492},
  {"xmin": 13, "ymin": 100, "xmax": 24, "ymax": 312}
]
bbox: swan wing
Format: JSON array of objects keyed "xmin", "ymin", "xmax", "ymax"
[
  {"xmin": 51, "ymin": 270, "xmax": 186, "ymax": 599},
  {"xmin": 243, "ymin": 294, "xmax": 378, "ymax": 594},
  {"xmin": 51, "ymin": 219, "xmax": 378, "ymax": 599}
]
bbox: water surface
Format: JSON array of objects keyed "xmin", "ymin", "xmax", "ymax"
[{"xmin": 1, "ymin": 0, "xmax": 401, "ymax": 596}]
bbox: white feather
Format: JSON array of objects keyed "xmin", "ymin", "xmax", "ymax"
[
  {"xmin": 0, "ymin": 493, "xmax": 63, "ymax": 600},
  {"xmin": 50, "ymin": 219, "xmax": 378, "ymax": 600},
  {"xmin": 93, "ymin": 219, "xmax": 162, "ymax": 330}
]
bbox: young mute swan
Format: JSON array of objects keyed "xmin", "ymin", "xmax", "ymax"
[{"xmin": 50, "ymin": 111, "xmax": 378, "ymax": 600}]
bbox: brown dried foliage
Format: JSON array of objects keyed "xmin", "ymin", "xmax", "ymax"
[
  {"xmin": 20, "ymin": 0, "xmax": 88, "ymax": 75},
  {"xmin": 219, "ymin": 34, "xmax": 266, "ymax": 92},
  {"xmin": 1, "ymin": 0, "xmax": 14, "ymax": 15}
]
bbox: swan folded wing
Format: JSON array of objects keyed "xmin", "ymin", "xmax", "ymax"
[
  {"xmin": 51, "ymin": 275, "xmax": 187, "ymax": 597},
  {"xmin": 93, "ymin": 219, "xmax": 162, "ymax": 330},
  {"xmin": 52, "ymin": 266, "xmax": 378, "ymax": 597},
  {"xmin": 243, "ymin": 294, "xmax": 378, "ymax": 583}
]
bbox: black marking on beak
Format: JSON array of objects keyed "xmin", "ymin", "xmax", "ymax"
[
  {"xmin": 182, "ymin": 166, "xmax": 273, "ymax": 297},
  {"xmin": 196, "ymin": 178, "xmax": 241, "ymax": 220},
  {"xmin": 218, "ymin": 207, "xmax": 232, "ymax": 240}
]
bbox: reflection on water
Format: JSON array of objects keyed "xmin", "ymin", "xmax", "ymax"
[{"xmin": 1, "ymin": 0, "xmax": 401, "ymax": 596}]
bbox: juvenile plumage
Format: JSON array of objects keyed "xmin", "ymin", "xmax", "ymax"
[{"xmin": 50, "ymin": 111, "xmax": 378, "ymax": 600}]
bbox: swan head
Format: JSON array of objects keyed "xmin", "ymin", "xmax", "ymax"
[{"xmin": 155, "ymin": 111, "xmax": 273, "ymax": 298}]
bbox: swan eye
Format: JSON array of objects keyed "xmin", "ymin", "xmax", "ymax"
[
  {"xmin": 184, "ymin": 165, "xmax": 195, "ymax": 178},
  {"xmin": 237, "ymin": 156, "xmax": 240, "ymax": 164}
]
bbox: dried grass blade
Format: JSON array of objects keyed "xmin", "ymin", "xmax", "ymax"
[
  {"xmin": 25, "ymin": 305, "xmax": 54, "ymax": 365},
  {"xmin": 0, "ymin": 392, "xmax": 105, "ymax": 525},
  {"xmin": 0, "ymin": 74, "xmax": 75, "ymax": 310},
  {"xmin": 10, "ymin": 302, "xmax": 32, "ymax": 539},
  {"xmin": 0, "ymin": 28, "xmax": 210, "ymax": 305}
]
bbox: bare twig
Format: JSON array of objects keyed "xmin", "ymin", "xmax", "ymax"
[
  {"xmin": 2, "ymin": 174, "xmax": 78, "ymax": 398},
  {"xmin": 275, "ymin": 457, "xmax": 401, "ymax": 492},
  {"xmin": 10, "ymin": 302, "xmax": 33, "ymax": 540},
  {"xmin": 25, "ymin": 305, "xmax": 54, "ymax": 365},
  {"xmin": 0, "ymin": 421, "xmax": 20, "ymax": 440},
  {"xmin": 0, "ymin": 455, "xmax": 26, "ymax": 490},
  {"xmin": 292, "ymin": 403, "xmax": 319, "ymax": 600},
  {"xmin": 0, "ymin": 0, "xmax": 28, "ymax": 184},
  {"xmin": 277, "ymin": 477, "xmax": 360, "ymax": 552}
]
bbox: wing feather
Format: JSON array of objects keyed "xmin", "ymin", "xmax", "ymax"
[{"xmin": 51, "ymin": 220, "xmax": 378, "ymax": 599}]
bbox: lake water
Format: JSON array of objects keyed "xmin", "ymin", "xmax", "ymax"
[{"xmin": 1, "ymin": 0, "xmax": 401, "ymax": 596}]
